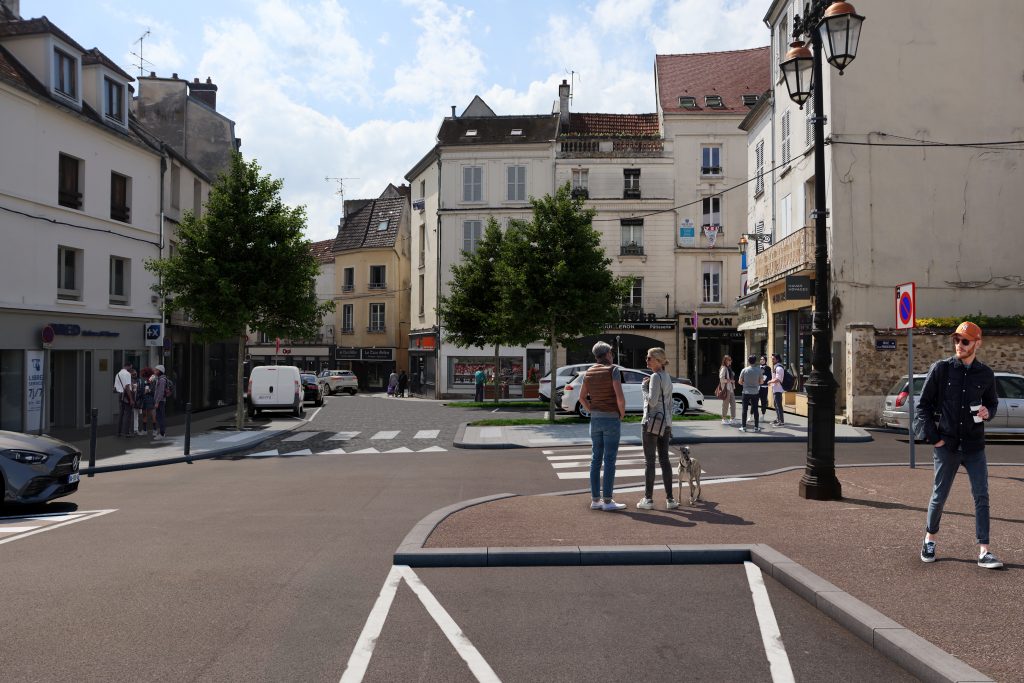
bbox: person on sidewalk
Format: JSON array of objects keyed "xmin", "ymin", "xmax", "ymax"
[
  {"xmin": 153, "ymin": 364, "xmax": 168, "ymax": 438},
  {"xmin": 387, "ymin": 370, "xmax": 398, "ymax": 397},
  {"xmin": 637, "ymin": 348, "xmax": 678, "ymax": 510},
  {"xmin": 759, "ymin": 355, "xmax": 772, "ymax": 418},
  {"xmin": 737, "ymin": 355, "xmax": 763, "ymax": 433},
  {"xmin": 718, "ymin": 355, "xmax": 736, "ymax": 424},
  {"xmin": 473, "ymin": 367, "xmax": 485, "ymax": 402},
  {"xmin": 915, "ymin": 321, "xmax": 1003, "ymax": 569},
  {"xmin": 398, "ymin": 369, "xmax": 408, "ymax": 398},
  {"xmin": 768, "ymin": 354, "xmax": 786, "ymax": 426},
  {"xmin": 130, "ymin": 368, "xmax": 143, "ymax": 435},
  {"xmin": 139, "ymin": 367, "xmax": 156, "ymax": 435},
  {"xmin": 579, "ymin": 341, "xmax": 627, "ymax": 511},
  {"xmin": 114, "ymin": 361, "xmax": 134, "ymax": 437}
]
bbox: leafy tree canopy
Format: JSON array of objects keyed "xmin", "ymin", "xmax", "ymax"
[{"xmin": 437, "ymin": 217, "xmax": 508, "ymax": 349}]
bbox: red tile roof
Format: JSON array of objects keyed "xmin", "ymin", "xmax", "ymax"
[
  {"xmin": 564, "ymin": 113, "xmax": 660, "ymax": 137},
  {"xmin": 656, "ymin": 47, "xmax": 771, "ymax": 115},
  {"xmin": 309, "ymin": 238, "xmax": 335, "ymax": 264}
]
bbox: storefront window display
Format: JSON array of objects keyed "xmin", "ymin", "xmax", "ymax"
[
  {"xmin": 772, "ymin": 308, "xmax": 812, "ymax": 391},
  {"xmin": 449, "ymin": 356, "xmax": 523, "ymax": 388}
]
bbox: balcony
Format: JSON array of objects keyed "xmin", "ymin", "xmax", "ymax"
[
  {"xmin": 342, "ymin": 284, "xmax": 354, "ymax": 293},
  {"xmin": 700, "ymin": 166, "xmax": 723, "ymax": 176},
  {"xmin": 753, "ymin": 226, "xmax": 815, "ymax": 286},
  {"xmin": 557, "ymin": 137, "xmax": 665, "ymax": 158},
  {"xmin": 619, "ymin": 242, "xmax": 644, "ymax": 256},
  {"xmin": 367, "ymin": 325, "xmax": 386, "ymax": 334},
  {"xmin": 571, "ymin": 187, "xmax": 589, "ymax": 199},
  {"xmin": 368, "ymin": 282, "xmax": 386, "ymax": 290}
]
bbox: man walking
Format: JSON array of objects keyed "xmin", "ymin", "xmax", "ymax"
[
  {"xmin": 153, "ymin": 364, "xmax": 168, "ymax": 438},
  {"xmin": 737, "ymin": 355, "xmax": 762, "ymax": 433},
  {"xmin": 474, "ymin": 367, "xmax": 485, "ymax": 402},
  {"xmin": 114, "ymin": 361, "xmax": 134, "ymax": 437},
  {"xmin": 758, "ymin": 355, "xmax": 771, "ymax": 418},
  {"xmin": 916, "ymin": 321, "xmax": 1003, "ymax": 569},
  {"xmin": 768, "ymin": 354, "xmax": 786, "ymax": 426},
  {"xmin": 579, "ymin": 342, "xmax": 627, "ymax": 511}
]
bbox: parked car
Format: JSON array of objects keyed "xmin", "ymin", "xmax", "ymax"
[
  {"xmin": 300, "ymin": 373, "xmax": 325, "ymax": 407},
  {"xmin": 881, "ymin": 372, "xmax": 1024, "ymax": 433},
  {"xmin": 247, "ymin": 365, "xmax": 304, "ymax": 418},
  {"xmin": 561, "ymin": 367, "xmax": 705, "ymax": 417},
  {"xmin": 538, "ymin": 363, "xmax": 594, "ymax": 403},
  {"xmin": 319, "ymin": 369, "xmax": 359, "ymax": 396},
  {"xmin": 1, "ymin": 430, "xmax": 80, "ymax": 508}
]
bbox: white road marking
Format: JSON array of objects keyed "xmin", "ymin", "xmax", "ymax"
[
  {"xmin": 319, "ymin": 448, "xmax": 347, "ymax": 455},
  {"xmin": 339, "ymin": 565, "xmax": 403, "ymax": 683},
  {"xmin": 370, "ymin": 431, "xmax": 399, "ymax": 440},
  {"xmin": 417, "ymin": 446, "xmax": 447, "ymax": 452},
  {"xmin": 0, "ymin": 526, "xmax": 41, "ymax": 533},
  {"xmin": 247, "ymin": 450, "xmax": 280, "ymax": 457},
  {"xmin": 478, "ymin": 427, "xmax": 502, "ymax": 439},
  {"xmin": 2, "ymin": 513, "xmax": 83, "ymax": 522},
  {"xmin": 328, "ymin": 431, "xmax": 361, "ymax": 441},
  {"xmin": 384, "ymin": 447, "xmax": 413, "ymax": 453},
  {"xmin": 216, "ymin": 431, "xmax": 255, "ymax": 443},
  {"xmin": 399, "ymin": 566, "xmax": 500, "ymax": 682},
  {"xmin": 283, "ymin": 431, "xmax": 317, "ymax": 442},
  {"xmin": 414, "ymin": 430, "xmax": 440, "ymax": 439},
  {"xmin": 544, "ymin": 446, "xmax": 643, "ymax": 457},
  {"xmin": 0, "ymin": 509, "xmax": 117, "ymax": 546},
  {"xmin": 558, "ymin": 467, "xmax": 646, "ymax": 480},
  {"xmin": 348, "ymin": 448, "xmax": 380, "ymax": 454},
  {"xmin": 283, "ymin": 449, "xmax": 313, "ymax": 456},
  {"xmin": 551, "ymin": 457, "xmax": 646, "ymax": 469},
  {"xmin": 744, "ymin": 561, "xmax": 795, "ymax": 683}
]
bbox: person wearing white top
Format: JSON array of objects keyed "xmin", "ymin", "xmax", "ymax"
[
  {"xmin": 636, "ymin": 348, "xmax": 678, "ymax": 510},
  {"xmin": 113, "ymin": 362, "xmax": 134, "ymax": 437},
  {"xmin": 767, "ymin": 353, "xmax": 786, "ymax": 426}
]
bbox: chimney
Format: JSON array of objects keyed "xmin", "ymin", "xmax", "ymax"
[
  {"xmin": 188, "ymin": 76, "xmax": 218, "ymax": 110},
  {"xmin": 558, "ymin": 79, "xmax": 571, "ymax": 126},
  {"xmin": 1, "ymin": 0, "xmax": 21, "ymax": 18},
  {"xmin": 450, "ymin": 105, "xmax": 456, "ymax": 119}
]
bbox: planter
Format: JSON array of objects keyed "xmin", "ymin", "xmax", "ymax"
[
  {"xmin": 522, "ymin": 384, "xmax": 539, "ymax": 399},
  {"xmin": 484, "ymin": 384, "xmax": 509, "ymax": 399}
]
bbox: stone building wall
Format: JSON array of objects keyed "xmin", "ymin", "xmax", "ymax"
[{"xmin": 846, "ymin": 323, "xmax": 1024, "ymax": 426}]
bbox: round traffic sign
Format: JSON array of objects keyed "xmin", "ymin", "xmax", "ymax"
[{"xmin": 898, "ymin": 292, "xmax": 913, "ymax": 325}]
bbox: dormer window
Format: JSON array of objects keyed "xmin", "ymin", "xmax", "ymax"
[
  {"xmin": 465, "ymin": 129, "xmax": 478, "ymax": 137},
  {"xmin": 678, "ymin": 96, "xmax": 698, "ymax": 109},
  {"xmin": 104, "ymin": 77, "xmax": 124, "ymax": 123},
  {"xmin": 53, "ymin": 48, "xmax": 77, "ymax": 99},
  {"xmin": 705, "ymin": 95, "xmax": 724, "ymax": 109},
  {"xmin": 377, "ymin": 220, "xmax": 389, "ymax": 231},
  {"xmin": 742, "ymin": 94, "xmax": 760, "ymax": 107}
]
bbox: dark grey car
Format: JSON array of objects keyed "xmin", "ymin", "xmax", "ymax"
[{"xmin": 0, "ymin": 430, "xmax": 81, "ymax": 507}]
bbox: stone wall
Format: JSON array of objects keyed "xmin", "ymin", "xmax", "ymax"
[{"xmin": 846, "ymin": 323, "xmax": 1024, "ymax": 426}]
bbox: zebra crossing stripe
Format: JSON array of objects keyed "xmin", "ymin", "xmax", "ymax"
[
  {"xmin": 384, "ymin": 447, "xmax": 413, "ymax": 453},
  {"xmin": 558, "ymin": 467, "xmax": 647, "ymax": 480},
  {"xmin": 417, "ymin": 446, "xmax": 447, "ymax": 452},
  {"xmin": 414, "ymin": 430, "xmax": 440, "ymax": 439},
  {"xmin": 283, "ymin": 432, "xmax": 316, "ymax": 442},
  {"xmin": 282, "ymin": 448, "xmax": 313, "ymax": 456},
  {"xmin": 0, "ymin": 526, "xmax": 42, "ymax": 533},
  {"xmin": 328, "ymin": 431, "xmax": 361, "ymax": 441},
  {"xmin": 348, "ymin": 447, "xmax": 380, "ymax": 454},
  {"xmin": 319, "ymin": 448, "xmax": 347, "ymax": 455},
  {"xmin": 370, "ymin": 431, "xmax": 400, "ymax": 440},
  {"xmin": 248, "ymin": 450, "xmax": 280, "ymax": 457}
]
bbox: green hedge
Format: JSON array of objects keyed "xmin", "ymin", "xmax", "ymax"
[{"xmin": 917, "ymin": 315, "xmax": 1024, "ymax": 330}]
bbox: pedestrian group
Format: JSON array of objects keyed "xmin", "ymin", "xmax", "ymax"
[{"xmin": 114, "ymin": 362, "xmax": 170, "ymax": 439}]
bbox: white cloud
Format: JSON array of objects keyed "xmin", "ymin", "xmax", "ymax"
[
  {"xmin": 650, "ymin": 0, "xmax": 769, "ymax": 54},
  {"xmin": 592, "ymin": 0, "xmax": 657, "ymax": 34}
]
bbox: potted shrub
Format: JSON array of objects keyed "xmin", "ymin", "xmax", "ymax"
[{"xmin": 522, "ymin": 367, "xmax": 540, "ymax": 399}]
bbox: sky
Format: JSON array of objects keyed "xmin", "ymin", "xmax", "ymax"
[{"xmin": 28, "ymin": 0, "xmax": 770, "ymax": 241}]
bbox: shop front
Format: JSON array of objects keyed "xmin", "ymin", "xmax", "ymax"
[
  {"xmin": 767, "ymin": 275, "xmax": 813, "ymax": 393},
  {"xmin": 736, "ymin": 291, "xmax": 768, "ymax": 360},
  {"xmin": 247, "ymin": 343, "xmax": 333, "ymax": 374},
  {"xmin": 565, "ymin": 318, "xmax": 677, "ymax": 375},
  {"xmin": 408, "ymin": 331, "xmax": 438, "ymax": 397},
  {"xmin": 333, "ymin": 347, "xmax": 396, "ymax": 391},
  {"xmin": 683, "ymin": 312, "xmax": 745, "ymax": 396}
]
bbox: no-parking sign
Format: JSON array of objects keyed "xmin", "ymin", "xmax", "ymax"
[{"xmin": 895, "ymin": 282, "xmax": 915, "ymax": 330}]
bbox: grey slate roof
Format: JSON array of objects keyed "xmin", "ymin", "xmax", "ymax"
[
  {"xmin": 332, "ymin": 186, "xmax": 407, "ymax": 253},
  {"xmin": 437, "ymin": 114, "xmax": 559, "ymax": 146}
]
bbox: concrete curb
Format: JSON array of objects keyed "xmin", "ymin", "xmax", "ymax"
[{"xmin": 393, "ymin": 495, "xmax": 994, "ymax": 683}]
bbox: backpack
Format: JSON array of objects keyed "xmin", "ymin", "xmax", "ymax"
[
  {"xmin": 163, "ymin": 377, "xmax": 175, "ymax": 399},
  {"xmin": 775, "ymin": 364, "xmax": 795, "ymax": 391}
]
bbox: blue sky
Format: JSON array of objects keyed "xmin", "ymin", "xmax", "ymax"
[{"xmin": 28, "ymin": 0, "xmax": 769, "ymax": 240}]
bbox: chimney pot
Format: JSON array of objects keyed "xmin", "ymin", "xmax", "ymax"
[
  {"xmin": 206, "ymin": 77, "xmax": 213, "ymax": 84},
  {"xmin": 193, "ymin": 77, "xmax": 199, "ymax": 83},
  {"xmin": 171, "ymin": 72, "xmax": 178, "ymax": 79},
  {"xmin": 149, "ymin": 71, "xmax": 156, "ymax": 77},
  {"xmin": 450, "ymin": 105, "xmax": 456, "ymax": 118}
]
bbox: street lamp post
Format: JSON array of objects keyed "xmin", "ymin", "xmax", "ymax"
[{"xmin": 779, "ymin": 1, "xmax": 864, "ymax": 500}]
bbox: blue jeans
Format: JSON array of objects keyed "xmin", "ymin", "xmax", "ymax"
[
  {"xmin": 926, "ymin": 444, "xmax": 990, "ymax": 545},
  {"xmin": 589, "ymin": 416, "xmax": 621, "ymax": 500}
]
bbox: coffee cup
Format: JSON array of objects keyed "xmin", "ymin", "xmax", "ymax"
[{"xmin": 971, "ymin": 404, "xmax": 983, "ymax": 423}]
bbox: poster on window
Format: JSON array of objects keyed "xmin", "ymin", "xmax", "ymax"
[
  {"xmin": 25, "ymin": 350, "xmax": 44, "ymax": 432},
  {"xmin": 703, "ymin": 224, "xmax": 720, "ymax": 247}
]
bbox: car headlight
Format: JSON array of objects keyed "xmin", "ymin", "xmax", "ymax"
[{"xmin": 2, "ymin": 449, "xmax": 49, "ymax": 464}]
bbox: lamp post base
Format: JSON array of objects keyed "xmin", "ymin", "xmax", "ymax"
[{"xmin": 798, "ymin": 474, "xmax": 842, "ymax": 500}]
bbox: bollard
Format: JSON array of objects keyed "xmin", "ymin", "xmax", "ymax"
[
  {"xmin": 184, "ymin": 402, "xmax": 192, "ymax": 463},
  {"xmin": 87, "ymin": 408, "xmax": 98, "ymax": 477}
]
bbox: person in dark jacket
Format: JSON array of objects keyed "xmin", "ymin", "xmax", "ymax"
[{"xmin": 914, "ymin": 321, "xmax": 1002, "ymax": 569}]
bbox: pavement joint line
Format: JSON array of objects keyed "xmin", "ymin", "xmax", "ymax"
[{"xmin": 393, "ymin": 494, "xmax": 994, "ymax": 683}]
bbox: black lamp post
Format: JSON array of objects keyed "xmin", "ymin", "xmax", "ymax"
[{"xmin": 779, "ymin": 1, "xmax": 864, "ymax": 500}]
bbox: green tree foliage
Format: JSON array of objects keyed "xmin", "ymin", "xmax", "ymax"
[
  {"xmin": 146, "ymin": 153, "xmax": 334, "ymax": 428},
  {"xmin": 917, "ymin": 314, "xmax": 1024, "ymax": 330}
]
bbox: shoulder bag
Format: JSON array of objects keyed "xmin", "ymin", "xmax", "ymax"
[{"xmin": 643, "ymin": 372, "xmax": 670, "ymax": 436}]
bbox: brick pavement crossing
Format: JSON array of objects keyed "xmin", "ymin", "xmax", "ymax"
[{"xmin": 248, "ymin": 429, "xmax": 451, "ymax": 458}]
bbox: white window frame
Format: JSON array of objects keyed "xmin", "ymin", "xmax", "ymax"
[
  {"xmin": 623, "ymin": 277, "xmax": 643, "ymax": 307},
  {"xmin": 418, "ymin": 224, "xmax": 426, "ymax": 267},
  {"xmin": 418, "ymin": 274, "xmax": 425, "ymax": 316},
  {"xmin": 701, "ymin": 145, "xmax": 722, "ymax": 175},
  {"xmin": 572, "ymin": 168, "xmax": 589, "ymax": 190},
  {"xmin": 103, "ymin": 76, "xmax": 124, "ymax": 124},
  {"xmin": 462, "ymin": 166, "xmax": 482, "ymax": 202},
  {"xmin": 620, "ymin": 220, "xmax": 644, "ymax": 251},
  {"xmin": 623, "ymin": 168, "xmax": 641, "ymax": 198},
  {"xmin": 52, "ymin": 47, "xmax": 77, "ymax": 100},
  {"xmin": 462, "ymin": 220, "xmax": 482, "ymax": 254},
  {"xmin": 780, "ymin": 193, "xmax": 792, "ymax": 238},
  {"xmin": 57, "ymin": 245, "xmax": 82, "ymax": 301},
  {"xmin": 702, "ymin": 262, "xmax": 722, "ymax": 304},
  {"xmin": 369, "ymin": 303, "xmax": 386, "ymax": 331},
  {"xmin": 342, "ymin": 304, "xmax": 354, "ymax": 332},
  {"xmin": 343, "ymin": 267, "xmax": 354, "ymax": 292},
  {"xmin": 755, "ymin": 139, "xmax": 765, "ymax": 196},
  {"xmin": 369, "ymin": 265, "xmax": 386, "ymax": 289},
  {"xmin": 506, "ymin": 165, "xmax": 526, "ymax": 201},
  {"xmin": 702, "ymin": 196, "xmax": 721, "ymax": 227},
  {"xmin": 781, "ymin": 110, "xmax": 791, "ymax": 165},
  {"xmin": 109, "ymin": 256, "xmax": 130, "ymax": 305}
]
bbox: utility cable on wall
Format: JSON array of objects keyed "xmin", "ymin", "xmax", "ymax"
[{"xmin": 0, "ymin": 204, "xmax": 162, "ymax": 247}]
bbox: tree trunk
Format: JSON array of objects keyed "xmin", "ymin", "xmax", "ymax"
[
  {"xmin": 493, "ymin": 344, "xmax": 500, "ymax": 404},
  {"xmin": 548, "ymin": 326, "xmax": 557, "ymax": 423},
  {"xmin": 235, "ymin": 333, "xmax": 246, "ymax": 431}
]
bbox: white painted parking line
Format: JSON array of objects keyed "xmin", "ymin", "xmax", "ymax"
[
  {"xmin": 283, "ymin": 431, "xmax": 317, "ymax": 442},
  {"xmin": 0, "ymin": 509, "xmax": 117, "ymax": 546},
  {"xmin": 370, "ymin": 431, "xmax": 399, "ymax": 440},
  {"xmin": 0, "ymin": 526, "xmax": 41, "ymax": 533},
  {"xmin": 340, "ymin": 565, "xmax": 403, "ymax": 683},
  {"xmin": 414, "ymin": 430, "xmax": 440, "ymax": 439},
  {"xmin": 745, "ymin": 561, "xmax": 795, "ymax": 683},
  {"xmin": 328, "ymin": 431, "xmax": 361, "ymax": 441}
]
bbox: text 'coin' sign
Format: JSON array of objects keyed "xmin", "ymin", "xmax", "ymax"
[{"xmin": 895, "ymin": 282, "xmax": 915, "ymax": 330}]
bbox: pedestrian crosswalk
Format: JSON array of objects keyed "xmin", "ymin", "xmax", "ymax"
[
  {"xmin": 542, "ymin": 446, "xmax": 648, "ymax": 482},
  {"xmin": 245, "ymin": 429, "xmax": 451, "ymax": 459}
]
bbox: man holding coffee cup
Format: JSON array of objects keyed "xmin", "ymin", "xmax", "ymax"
[{"xmin": 915, "ymin": 321, "xmax": 1002, "ymax": 569}]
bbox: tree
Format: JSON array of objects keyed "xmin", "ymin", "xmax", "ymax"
[
  {"xmin": 436, "ymin": 217, "xmax": 509, "ymax": 403},
  {"xmin": 146, "ymin": 153, "xmax": 334, "ymax": 429},
  {"xmin": 499, "ymin": 183, "xmax": 633, "ymax": 421}
]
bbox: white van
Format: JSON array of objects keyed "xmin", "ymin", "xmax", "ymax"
[{"xmin": 247, "ymin": 365, "xmax": 304, "ymax": 418}]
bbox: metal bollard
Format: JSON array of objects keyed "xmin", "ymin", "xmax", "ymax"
[
  {"xmin": 87, "ymin": 408, "xmax": 98, "ymax": 477},
  {"xmin": 184, "ymin": 402, "xmax": 192, "ymax": 463}
]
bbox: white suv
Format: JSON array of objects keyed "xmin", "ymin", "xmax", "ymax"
[
  {"xmin": 319, "ymin": 369, "xmax": 359, "ymax": 396},
  {"xmin": 538, "ymin": 363, "xmax": 594, "ymax": 403}
]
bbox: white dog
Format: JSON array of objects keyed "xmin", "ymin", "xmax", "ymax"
[{"xmin": 676, "ymin": 445, "xmax": 702, "ymax": 505}]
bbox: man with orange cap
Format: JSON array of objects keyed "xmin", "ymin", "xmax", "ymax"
[{"xmin": 915, "ymin": 321, "xmax": 1002, "ymax": 569}]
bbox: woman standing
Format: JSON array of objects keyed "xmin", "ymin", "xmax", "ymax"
[
  {"xmin": 139, "ymin": 367, "xmax": 156, "ymax": 436},
  {"xmin": 718, "ymin": 355, "xmax": 736, "ymax": 425},
  {"xmin": 637, "ymin": 348, "xmax": 678, "ymax": 510}
]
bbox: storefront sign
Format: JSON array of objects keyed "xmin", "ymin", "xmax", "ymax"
[
  {"xmin": 785, "ymin": 275, "xmax": 812, "ymax": 300},
  {"xmin": 145, "ymin": 322, "xmax": 164, "ymax": 347},
  {"xmin": 695, "ymin": 314, "xmax": 736, "ymax": 329},
  {"xmin": 361, "ymin": 348, "xmax": 394, "ymax": 361},
  {"xmin": 611, "ymin": 322, "xmax": 675, "ymax": 330},
  {"xmin": 25, "ymin": 351, "xmax": 43, "ymax": 432},
  {"xmin": 876, "ymin": 339, "xmax": 897, "ymax": 350},
  {"xmin": 411, "ymin": 335, "xmax": 436, "ymax": 350},
  {"xmin": 45, "ymin": 322, "xmax": 121, "ymax": 338},
  {"xmin": 335, "ymin": 348, "xmax": 360, "ymax": 360}
]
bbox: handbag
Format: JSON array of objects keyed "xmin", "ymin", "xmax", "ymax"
[
  {"xmin": 643, "ymin": 373, "xmax": 670, "ymax": 436},
  {"xmin": 714, "ymin": 383, "xmax": 728, "ymax": 400}
]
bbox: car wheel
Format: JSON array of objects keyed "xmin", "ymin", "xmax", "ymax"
[
  {"xmin": 575, "ymin": 402, "xmax": 591, "ymax": 418},
  {"xmin": 328, "ymin": 386, "xmax": 337, "ymax": 396},
  {"xmin": 672, "ymin": 394, "xmax": 688, "ymax": 416},
  {"xmin": 315, "ymin": 397, "xmax": 324, "ymax": 407},
  {"xmin": 348, "ymin": 388, "xmax": 357, "ymax": 395}
]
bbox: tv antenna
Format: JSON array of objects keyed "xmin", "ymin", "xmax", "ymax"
[
  {"xmin": 565, "ymin": 69, "xmax": 579, "ymax": 99},
  {"xmin": 325, "ymin": 176, "xmax": 359, "ymax": 204},
  {"xmin": 129, "ymin": 28, "xmax": 153, "ymax": 77}
]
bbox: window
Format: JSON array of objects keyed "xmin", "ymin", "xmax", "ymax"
[
  {"xmin": 369, "ymin": 303, "xmax": 385, "ymax": 332},
  {"xmin": 462, "ymin": 220, "xmax": 482, "ymax": 254},
  {"xmin": 377, "ymin": 219, "xmax": 389, "ymax": 232},
  {"xmin": 58, "ymin": 153, "xmax": 82, "ymax": 209},
  {"xmin": 465, "ymin": 129, "xmax": 478, "ymax": 137},
  {"xmin": 701, "ymin": 146, "xmax": 722, "ymax": 175},
  {"xmin": 779, "ymin": 194, "xmax": 792, "ymax": 238},
  {"xmin": 777, "ymin": 14, "xmax": 789, "ymax": 67},
  {"xmin": 510, "ymin": 128, "xmax": 523, "ymax": 136},
  {"xmin": 342, "ymin": 304, "xmax": 354, "ymax": 332},
  {"xmin": 755, "ymin": 140, "xmax": 765, "ymax": 196},
  {"xmin": 804, "ymin": 178, "xmax": 816, "ymax": 227},
  {"xmin": 620, "ymin": 219, "xmax": 644, "ymax": 255},
  {"xmin": 109, "ymin": 172, "xmax": 130, "ymax": 222},
  {"xmin": 743, "ymin": 94, "xmax": 760, "ymax": 107},
  {"xmin": 193, "ymin": 179, "xmax": 202, "ymax": 217},
  {"xmin": 623, "ymin": 168, "xmax": 641, "ymax": 198},
  {"xmin": 419, "ymin": 179, "xmax": 426, "ymax": 198},
  {"xmin": 343, "ymin": 267, "xmax": 354, "ymax": 292},
  {"xmin": 170, "ymin": 164, "xmax": 181, "ymax": 210},
  {"xmin": 506, "ymin": 165, "xmax": 526, "ymax": 201},
  {"xmin": 462, "ymin": 166, "xmax": 482, "ymax": 202},
  {"xmin": 369, "ymin": 265, "xmax": 386, "ymax": 289},
  {"xmin": 418, "ymin": 224, "xmax": 426, "ymax": 267},
  {"xmin": 702, "ymin": 262, "xmax": 722, "ymax": 304},
  {"xmin": 103, "ymin": 77, "xmax": 123, "ymax": 123},
  {"xmin": 53, "ymin": 48, "xmax": 77, "ymax": 98},
  {"xmin": 418, "ymin": 274, "xmax": 425, "ymax": 316},
  {"xmin": 622, "ymin": 277, "xmax": 643, "ymax": 308},
  {"xmin": 678, "ymin": 96, "xmax": 698, "ymax": 109},
  {"xmin": 571, "ymin": 168, "xmax": 589, "ymax": 198},
  {"xmin": 702, "ymin": 196, "xmax": 721, "ymax": 227},
  {"xmin": 57, "ymin": 245, "xmax": 82, "ymax": 300},
  {"xmin": 704, "ymin": 95, "xmax": 724, "ymax": 109},
  {"xmin": 109, "ymin": 256, "xmax": 130, "ymax": 305},
  {"xmin": 781, "ymin": 110, "xmax": 791, "ymax": 165}
]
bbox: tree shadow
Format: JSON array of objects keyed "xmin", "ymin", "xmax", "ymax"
[{"xmin": 843, "ymin": 497, "xmax": 1024, "ymax": 525}]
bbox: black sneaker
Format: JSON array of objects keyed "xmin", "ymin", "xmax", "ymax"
[
  {"xmin": 978, "ymin": 552, "xmax": 1003, "ymax": 569},
  {"xmin": 921, "ymin": 540, "xmax": 936, "ymax": 563}
]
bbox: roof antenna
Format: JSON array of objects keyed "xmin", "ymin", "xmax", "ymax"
[
  {"xmin": 129, "ymin": 28, "xmax": 153, "ymax": 77},
  {"xmin": 325, "ymin": 176, "xmax": 359, "ymax": 205},
  {"xmin": 565, "ymin": 69, "xmax": 578, "ymax": 102}
]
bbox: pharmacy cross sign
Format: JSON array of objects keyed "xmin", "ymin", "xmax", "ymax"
[{"xmin": 895, "ymin": 282, "xmax": 915, "ymax": 330}]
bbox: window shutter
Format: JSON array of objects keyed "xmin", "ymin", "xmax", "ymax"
[
  {"xmin": 781, "ymin": 111, "xmax": 791, "ymax": 164},
  {"xmin": 805, "ymin": 94, "xmax": 814, "ymax": 148}
]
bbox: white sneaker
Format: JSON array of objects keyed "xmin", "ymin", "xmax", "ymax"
[
  {"xmin": 666, "ymin": 498, "xmax": 680, "ymax": 510},
  {"xmin": 739, "ymin": 426, "xmax": 746, "ymax": 432},
  {"xmin": 589, "ymin": 500, "xmax": 603, "ymax": 510},
  {"xmin": 602, "ymin": 500, "xmax": 627, "ymax": 511},
  {"xmin": 636, "ymin": 497, "xmax": 654, "ymax": 510}
]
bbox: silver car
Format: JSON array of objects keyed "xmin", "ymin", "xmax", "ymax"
[
  {"xmin": 1, "ymin": 430, "xmax": 81, "ymax": 507},
  {"xmin": 882, "ymin": 372, "xmax": 1024, "ymax": 434}
]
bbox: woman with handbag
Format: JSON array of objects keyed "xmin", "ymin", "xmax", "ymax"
[
  {"xmin": 718, "ymin": 355, "xmax": 736, "ymax": 425},
  {"xmin": 637, "ymin": 348, "xmax": 678, "ymax": 510}
]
